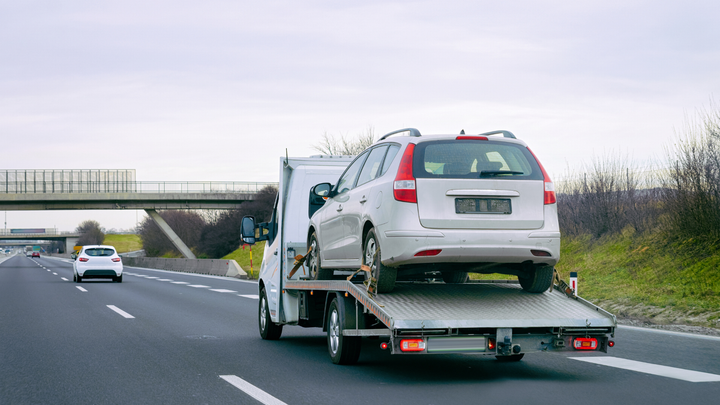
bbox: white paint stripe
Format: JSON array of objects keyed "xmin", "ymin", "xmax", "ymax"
[
  {"xmin": 617, "ymin": 325, "xmax": 720, "ymax": 342},
  {"xmin": 172, "ymin": 281, "xmax": 190, "ymax": 284},
  {"xmin": 52, "ymin": 272, "xmax": 57, "ymax": 275},
  {"xmin": 61, "ymin": 277, "xmax": 68, "ymax": 281},
  {"xmin": 157, "ymin": 279, "xmax": 173, "ymax": 281},
  {"xmin": 47, "ymin": 269, "xmax": 51, "ymax": 272},
  {"xmin": 220, "ymin": 375, "xmax": 287, "ymax": 405},
  {"xmin": 238, "ymin": 294, "xmax": 259, "ymax": 300},
  {"xmin": 145, "ymin": 276, "xmax": 159, "ymax": 279},
  {"xmin": 107, "ymin": 305, "xmax": 135, "ymax": 319},
  {"xmin": 187, "ymin": 284, "xmax": 210, "ymax": 288},
  {"xmin": 210, "ymin": 289, "xmax": 238, "ymax": 293},
  {"xmin": 76, "ymin": 286, "xmax": 87, "ymax": 292},
  {"xmin": 570, "ymin": 356, "xmax": 720, "ymax": 382}
]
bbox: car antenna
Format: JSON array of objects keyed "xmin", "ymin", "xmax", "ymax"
[{"xmin": 460, "ymin": 129, "xmax": 465, "ymax": 134}]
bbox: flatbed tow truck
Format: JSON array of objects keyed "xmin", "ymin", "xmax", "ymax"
[{"xmin": 241, "ymin": 156, "xmax": 616, "ymax": 364}]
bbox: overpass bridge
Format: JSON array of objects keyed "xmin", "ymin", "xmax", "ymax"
[{"xmin": 0, "ymin": 170, "xmax": 279, "ymax": 259}]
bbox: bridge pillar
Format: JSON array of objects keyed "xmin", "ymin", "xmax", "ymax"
[
  {"xmin": 65, "ymin": 237, "xmax": 79, "ymax": 253},
  {"xmin": 144, "ymin": 209, "xmax": 197, "ymax": 259}
]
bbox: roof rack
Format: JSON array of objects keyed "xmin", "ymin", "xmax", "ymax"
[
  {"xmin": 478, "ymin": 130, "xmax": 516, "ymax": 139},
  {"xmin": 378, "ymin": 128, "xmax": 422, "ymax": 141}
]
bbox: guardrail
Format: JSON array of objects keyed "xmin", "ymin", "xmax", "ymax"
[{"xmin": 0, "ymin": 181, "xmax": 278, "ymax": 194}]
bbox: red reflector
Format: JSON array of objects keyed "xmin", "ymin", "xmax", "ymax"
[
  {"xmin": 79, "ymin": 257, "xmax": 89, "ymax": 262},
  {"xmin": 393, "ymin": 143, "xmax": 417, "ymax": 203},
  {"xmin": 414, "ymin": 249, "xmax": 442, "ymax": 257},
  {"xmin": 456, "ymin": 136, "xmax": 488, "ymax": 141},
  {"xmin": 112, "ymin": 258, "xmax": 121, "ymax": 262},
  {"xmin": 608, "ymin": 340, "xmax": 615, "ymax": 347},
  {"xmin": 399, "ymin": 339, "xmax": 426, "ymax": 352},
  {"xmin": 380, "ymin": 342, "xmax": 389, "ymax": 350},
  {"xmin": 573, "ymin": 337, "xmax": 598, "ymax": 350},
  {"xmin": 488, "ymin": 338, "xmax": 496, "ymax": 350},
  {"xmin": 531, "ymin": 250, "xmax": 551, "ymax": 257}
]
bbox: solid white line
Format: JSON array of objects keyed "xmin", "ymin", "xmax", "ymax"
[
  {"xmin": 617, "ymin": 325, "xmax": 720, "ymax": 342},
  {"xmin": 76, "ymin": 286, "xmax": 87, "ymax": 292},
  {"xmin": 220, "ymin": 375, "xmax": 287, "ymax": 405},
  {"xmin": 210, "ymin": 289, "xmax": 238, "ymax": 293},
  {"xmin": 238, "ymin": 294, "xmax": 259, "ymax": 300},
  {"xmin": 187, "ymin": 284, "xmax": 210, "ymax": 288},
  {"xmin": 61, "ymin": 277, "xmax": 68, "ymax": 281},
  {"xmin": 570, "ymin": 356, "xmax": 720, "ymax": 382},
  {"xmin": 107, "ymin": 305, "xmax": 135, "ymax": 319}
]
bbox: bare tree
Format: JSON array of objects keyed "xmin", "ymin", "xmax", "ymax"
[
  {"xmin": 76, "ymin": 220, "xmax": 105, "ymax": 246},
  {"xmin": 313, "ymin": 126, "xmax": 375, "ymax": 156}
]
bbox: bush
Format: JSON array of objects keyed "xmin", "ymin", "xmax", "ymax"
[{"xmin": 76, "ymin": 220, "xmax": 105, "ymax": 246}]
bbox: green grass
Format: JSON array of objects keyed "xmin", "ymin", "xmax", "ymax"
[
  {"xmin": 102, "ymin": 234, "xmax": 142, "ymax": 254},
  {"xmin": 222, "ymin": 242, "xmax": 266, "ymax": 279}
]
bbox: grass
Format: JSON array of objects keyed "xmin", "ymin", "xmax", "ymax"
[
  {"xmin": 222, "ymin": 242, "xmax": 266, "ymax": 279},
  {"xmin": 102, "ymin": 234, "xmax": 142, "ymax": 254}
]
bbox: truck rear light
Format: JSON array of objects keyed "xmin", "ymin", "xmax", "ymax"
[
  {"xmin": 527, "ymin": 147, "xmax": 556, "ymax": 205},
  {"xmin": 400, "ymin": 339, "xmax": 426, "ymax": 352},
  {"xmin": 456, "ymin": 136, "xmax": 488, "ymax": 141},
  {"xmin": 608, "ymin": 340, "xmax": 615, "ymax": 347},
  {"xmin": 79, "ymin": 257, "xmax": 89, "ymax": 262},
  {"xmin": 573, "ymin": 337, "xmax": 598, "ymax": 350},
  {"xmin": 112, "ymin": 258, "xmax": 121, "ymax": 262},
  {"xmin": 531, "ymin": 250, "xmax": 551, "ymax": 257},
  {"xmin": 415, "ymin": 249, "xmax": 442, "ymax": 257},
  {"xmin": 393, "ymin": 143, "xmax": 417, "ymax": 203},
  {"xmin": 488, "ymin": 338, "xmax": 496, "ymax": 350}
]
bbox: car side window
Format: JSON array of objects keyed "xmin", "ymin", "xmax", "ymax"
[
  {"xmin": 356, "ymin": 145, "xmax": 389, "ymax": 187},
  {"xmin": 335, "ymin": 151, "xmax": 369, "ymax": 194},
  {"xmin": 380, "ymin": 144, "xmax": 400, "ymax": 176}
]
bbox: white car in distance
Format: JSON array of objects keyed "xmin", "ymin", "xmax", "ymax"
[{"xmin": 73, "ymin": 245, "xmax": 123, "ymax": 283}]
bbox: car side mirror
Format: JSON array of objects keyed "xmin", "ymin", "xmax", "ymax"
[
  {"xmin": 241, "ymin": 216, "xmax": 257, "ymax": 245},
  {"xmin": 71, "ymin": 254, "xmax": 77, "ymax": 260},
  {"xmin": 312, "ymin": 183, "xmax": 332, "ymax": 198}
]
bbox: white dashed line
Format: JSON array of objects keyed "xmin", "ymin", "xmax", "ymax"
[
  {"xmin": 172, "ymin": 281, "xmax": 190, "ymax": 284},
  {"xmin": 76, "ymin": 286, "xmax": 87, "ymax": 292},
  {"xmin": 157, "ymin": 278, "xmax": 173, "ymax": 281},
  {"xmin": 210, "ymin": 289, "xmax": 238, "ymax": 293},
  {"xmin": 187, "ymin": 285, "xmax": 210, "ymax": 288},
  {"xmin": 220, "ymin": 375, "xmax": 287, "ymax": 405},
  {"xmin": 238, "ymin": 294, "xmax": 259, "ymax": 300},
  {"xmin": 61, "ymin": 277, "xmax": 68, "ymax": 281},
  {"xmin": 570, "ymin": 356, "xmax": 720, "ymax": 382},
  {"xmin": 107, "ymin": 305, "xmax": 135, "ymax": 319},
  {"xmin": 145, "ymin": 276, "xmax": 159, "ymax": 279},
  {"xmin": 52, "ymin": 272, "xmax": 57, "ymax": 275}
]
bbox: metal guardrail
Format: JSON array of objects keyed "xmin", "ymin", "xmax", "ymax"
[{"xmin": 0, "ymin": 181, "xmax": 278, "ymax": 194}]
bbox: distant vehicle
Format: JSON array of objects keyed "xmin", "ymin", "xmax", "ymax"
[
  {"xmin": 31, "ymin": 252, "xmax": 40, "ymax": 258},
  {"xmin": 73, "ymin": 245, "xmax": 123, "ymax": 283}
]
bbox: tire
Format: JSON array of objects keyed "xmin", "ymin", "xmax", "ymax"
[
  {"xmin": 441, "ymin": 271, "xmax": 468, "ymax": 284},
  {"xmin": 259, "ymin": 289, "xmax": 283, "ymax": 340},
  {"xmin": 116, "ymin": 274, "xmax": 123, "ymax": 283},
  {"xmin": 518, "ymin": 265, "xmax": 554, "ymax": 293},
  {"xmin": 307, "ymin": 232, "xmax": 333, "ymax": 280},
  {"xmin": 73, "ymin": 272, "xmax": 77, "ymax": 282},
  {"xmin": 363, "ymin": 228, "xmax": 397, "ymax": 293},
  {"xmin": 495, "ymin": 354, "xmax": 525, "ymax": 362},
  {"xmin": 76, "ymin": 274, "xmax": 82, "ymax": 283},
  {"xmin": 327, "ymin": 297, "xmax": 361, "ymax": 365}
]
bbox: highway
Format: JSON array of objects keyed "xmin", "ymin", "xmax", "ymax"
[{"xmin": 2, "ymin": 254, "xmax": 720, "ymax": 404}]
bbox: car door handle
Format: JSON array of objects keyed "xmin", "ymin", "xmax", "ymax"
[
  {"xmin": 337, "ymin": 205, "xmax": 343, "ymax": 212},
  {"xmin": 360, "ymin": 196, "xmax": 367, "ymax": 204},
  {"xmin": 273, "ymin": 249, "xmax": 278, "ymax": 256}
]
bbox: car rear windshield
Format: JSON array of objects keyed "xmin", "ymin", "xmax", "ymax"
[
  {"xmin": 413, "ymin": 140, "xmax": 543, "ymax": 180},
  {"xmin": 85, "ymin": 248, "xmax": 115, "ymax": 257}
]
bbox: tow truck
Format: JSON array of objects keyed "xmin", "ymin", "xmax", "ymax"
[{"xmin": 241, "ymin": 155, "xmax": 616, "ymax": 364}]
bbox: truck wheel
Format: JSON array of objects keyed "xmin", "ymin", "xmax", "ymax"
[
  {"xmin": 363, "ymin": 228, "xmax": 397, "ymax": 293},
  {"xmin": 259, "ymin": 289, "xmax": 283, "ymax": 340},
  {"xmin": 308, "ymin": 232, "xmax": 333, "ymax": 280},
  {"xmin": 442, "ymin": 271, "xmax": 468, "ymax": 284},
  {"xmin": 327, "ymin": 297, "xmax": 361, "ymax": 365},
  {"xmin": 518, "ymin": 265, "xmax": 554, "ymax": 293},
  {"xmin": 495, "ymin": 354, "xmax": 524, "ymax": 362}
]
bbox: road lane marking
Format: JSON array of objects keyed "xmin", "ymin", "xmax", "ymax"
[
  {"xmin": 238, "ymin": 294, "xmax": 259, "ymax": 300},
  {"xmin": 145, "ymin": 276, "xmax": 159, "ymax": 279},
  {"xmin": 52, "ymin": 272, "xmax": 57, "ymax": 275},
  {"xmin": 157, "ymin": 278, "xmax": 173, "ymax": 281},
  {"xmin": 188, "ymin": 284, "xmax": 210, "ymax": 288},
  {"xmin": 210, "ymin": 289, "xmax": 238, "ymax": 293},
  {"xmin": 570, "ymin": 356, "xmax": 720, "ymax": 382},
  {"xmin": 107, "ymin": 305, "xmax": 135, "ymax": 319},
  {"xmin": 61, "ymin": 277, "xmax": 68, "ymax": 281},
  {"xmin": 76, "ymin": 286, "xmax": 87, "ymax": 292},
  {"xmin": 220, "ymin": 375, "xmax": 287, "ymax": 405},
  {"xmin": 172, "ymin": 281, "xmax": 190, "ymax": 284}
]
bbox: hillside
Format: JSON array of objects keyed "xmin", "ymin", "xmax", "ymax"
[{"xmin": 102, "ymin": 234, "xmax": 143, "ymax": 254}]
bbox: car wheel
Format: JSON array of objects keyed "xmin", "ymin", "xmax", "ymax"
[
  {"xmin": 76, "ymin": 274, "xmax": 82, "ymax": 283},
  {"xmin": 518, "ymin": 265, "xmax": 554, "ymax": 293},
  {"xmin": 363, "ymin": 228, "xmax": 397, "ymax": 293},
  {"xmin": 116, "ymin": 274, "xmax": 123, "ymax": 283},
  {"xmin": 307, "ymin": 232, "xmax": 333, "ymax": 280},
  {"xmin": 73, "ymin": 272, "xmax": 77, "ymax": 282},
  {"xmin": 259, "ymin": 288, "xmax": 283, "ymax": 340},
  {"xmin": 441, "ymin": 271, "xmax": 468, "ymax": 284},
  {"xmin": 327, "ymin": 297, "xmax": 361, "ymax": 365}
]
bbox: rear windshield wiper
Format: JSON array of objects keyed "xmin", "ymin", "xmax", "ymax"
[{"xmin": 478, "ymin": 170, "xmax": 525, "ymax": 177}]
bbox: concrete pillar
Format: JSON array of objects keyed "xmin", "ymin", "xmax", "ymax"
[
  {"xmin": 65, "ymin": 237, "xmax": 79, "ymax": 253},
  {"xmin": 144, "ymin": 209, "xmax": 197, "ymax": 259}
]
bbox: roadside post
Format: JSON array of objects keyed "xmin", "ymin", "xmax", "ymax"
[{"xmin": 570, "ymin": 271, "xmax": 578, "ymax": 295}]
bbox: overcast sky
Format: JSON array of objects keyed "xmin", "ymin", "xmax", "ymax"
[{"xmin": 1, "ymin": 0, "xmax": 719, "ymax": 232}]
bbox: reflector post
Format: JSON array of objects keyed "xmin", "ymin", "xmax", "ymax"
[
  {"xmin": 573, "ymin": 337, "xmax": 598, "ymax": 350},
  {"xmin": 400, "ymin": 339, "xmax": 426, "ymax": 352}
]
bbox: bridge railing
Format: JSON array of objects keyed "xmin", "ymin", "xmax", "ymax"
[{"xmin": 0, "ymin": 181, "xmax": 278, "ymax": 194}]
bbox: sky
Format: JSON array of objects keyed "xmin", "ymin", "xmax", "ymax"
[{"xmin": 1, "ymin": 0, "xmax": 719, "ymax": 232}]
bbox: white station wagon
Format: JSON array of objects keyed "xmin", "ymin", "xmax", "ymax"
[{"xmin": 306, "ymin": 128, "xmax": 560, "ymax": 293}]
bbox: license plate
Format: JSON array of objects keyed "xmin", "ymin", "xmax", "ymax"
[{"xmin": 455, "ymin": 198, "xmax": 511, "ymax": 214}]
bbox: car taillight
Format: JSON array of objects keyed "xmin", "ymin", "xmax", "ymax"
[
  {"xmin": 399, "ymin": 339, "xmax": 426, "ymax": 352},
  {"xmin": 415, "ymin": 249, "xmax": 442, "ymax": 256},
  {"xmin": 456, "ymin": 136, "xmax": 488, "ymax": 140},
  {"xmin": 573, "ymin": 337, "xmax": 598, "ymax": 350},
  {"xmin": 527, "ymin": 147, "xmax": 556, "ymax": 205},
  {"xmin": 79, "ymin": 257, "xmax": 89, "ymax": 262},
  {"xmin": 393, "ymin": 143, "xmax": 417, "ymax": 203},
  {"xmin": 112, "ymin": 258, "xmax": 121, "ymax": 262}
]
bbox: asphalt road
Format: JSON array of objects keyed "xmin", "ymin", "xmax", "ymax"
[{"xmin": 2, "ymin": 254, "xmax": 719, "ymax": 405}]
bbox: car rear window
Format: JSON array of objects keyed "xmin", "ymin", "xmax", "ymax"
[
  {"xmin": 413, "ymin": 140, "xmax": 543, "ymax": 180},
  {"xmin": 85, "ymin": 248, "xmax": 115, "ymax": 256}
]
